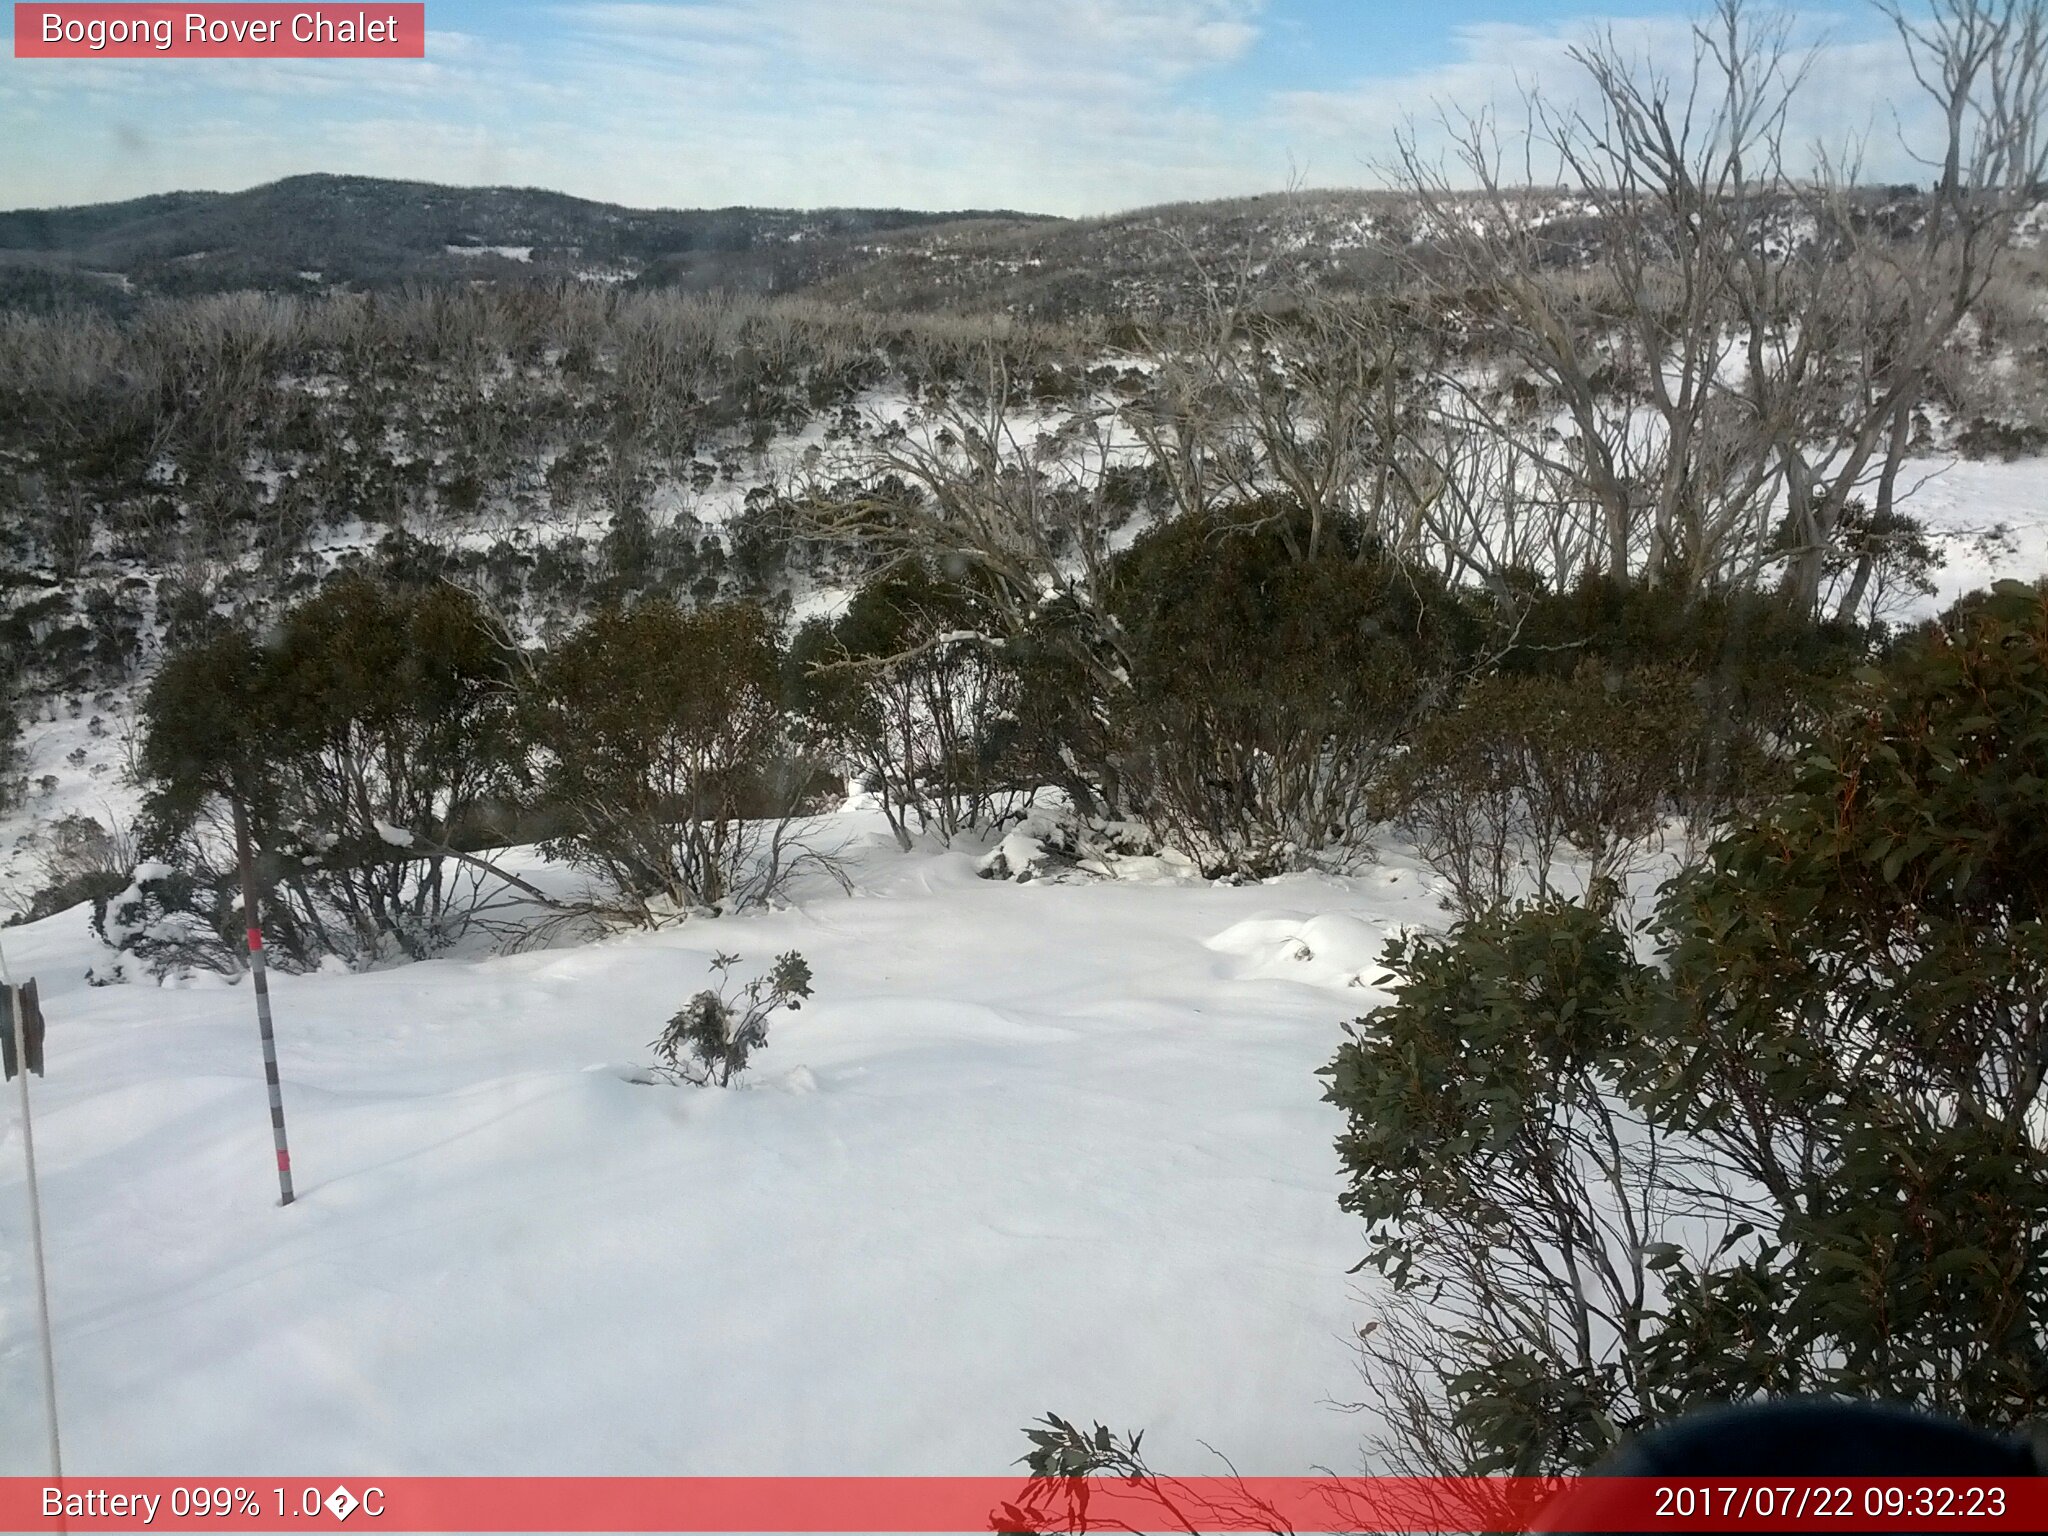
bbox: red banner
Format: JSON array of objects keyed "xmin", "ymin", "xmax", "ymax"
[
  {"xmin": 13, "ymin": 5, "xmax": 425, "ymax": 58},
  {"xmin": 0, "ymin": 1476, "xmax": 2042, "ymax": 1532}
]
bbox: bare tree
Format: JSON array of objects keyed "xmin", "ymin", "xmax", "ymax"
[
  {"xmin": 1386, "ymin": 0, "xmax": 2048, "ymax": 613},
  {"xmin": 1774, "ymin": 0, "xmax": 2048, "ymax": 610},
  {"xmin": 797, "ymin": 343, "xmax": 1139, "ymax": 809}
]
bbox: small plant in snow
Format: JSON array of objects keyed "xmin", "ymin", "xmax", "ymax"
[
  {"xmin": 995, "ymin": 1414, "xmax": 1292, "ymax": 1536},
  {"xmin": 1014, "ymin": 1414, "xmax": 1146, "ymax": 1478},
  {"xmin": 653, "ymin": 950, "xmax": 813, "ymax": 1087}
]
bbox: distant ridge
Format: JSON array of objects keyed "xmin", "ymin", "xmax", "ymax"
[
  {"xmin": 0, "ymin": 172, "xmax": 1947, "ymax": 321},
  {"xmin": 0, "ymin": 172, "xmax": 1437, "ymax": 319},
  {"xmin": 0, "ymin": 172, "xmax": 1061, "ymax": 311}
]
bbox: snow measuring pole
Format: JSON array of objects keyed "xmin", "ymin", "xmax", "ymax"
[
  {"xmin": 233, "ymin": 798, "xmax": 296, "ymax": 1206},
  {"xmin": 1, "ymin": 929, "xmax": 62, "ymax": 1479}
]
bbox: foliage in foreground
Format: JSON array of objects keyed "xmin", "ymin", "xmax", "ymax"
[{"xmin": 1322, "ymin": 580, "xmax": 2048, "ymax": 1475}]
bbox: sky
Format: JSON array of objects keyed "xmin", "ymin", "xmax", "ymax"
[{"xmin": 2, "ymin": 1, "xmax": 1933, "ymax": 216}]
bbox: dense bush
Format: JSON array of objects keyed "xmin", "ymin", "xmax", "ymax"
[
  {"xmin": 521, "ymin": 599, "xmax": 819, "ymax": 921},
  {"xmin": 1649, "ymin": 578, "xmax": 2048, "ymax": 1421},
  {"xmin": 1391, "ymin": 662, "xmax": 1709, "ymax": 915},
  {"xmin": 1496, "ymin": 575, "xmax": 1868, "ymax": 820},
  {"xmin": 1106, "ymin": 499, "xmax": 1473, "ymax": 875},
  {"xmin": 977, "ymin": 591, "xmax": 1130, "ymax": 821},
  {"xmin": 790, "ymin": 563, "xmax": 1020, "ymax": 848},
  {"xmin": 110, "ymin": 579, "xmax": 844, "ymax": 972},
  {"xmin": 124, "ymin": 577, "xmax": 519, "ymax": 971},
  {"xmin": 1376, "ymin": 575, "xmax": 1876, "ymax": 914},
  {"xmin": 1321, "ymin": 580, "xmax": 2048, "ymax": 1477}
]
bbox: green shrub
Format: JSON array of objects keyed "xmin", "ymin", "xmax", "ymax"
[
  {"xmin": 522, "ymin": 600, "xmax": 811, "ymax": 919},
  {"xmin": 652, "ymin": 949, "xmax": 813, "ymax": 1087},
  {"xmin": 789, "ymin": 563, "xmax": 1019, "ymax": 848},
  {"xmin": 1322, "ymin": 896, "xmax": 1663, "ymax": 1474},
  {"xmin": 987, "ymin": 591, "xmax": 1130, "ymax": 821},
  {"xmin": 131, "ymin": 577, "xmax": 518, "ymax": 970},
  {"xmin": 1495, "ymin": 574, "xmax": 1868, "ymax": 821},
  {"xmin": 1391, "ymin": 662, "xmax": 1709, "ymax": 915},
  {"xmin": 1322, "ymin": 580, "xmax": 2048, "ymax": 1477},
  {"xmin": 1107, "ymin": 498, "xmax": 1473, "ymax": 874}
]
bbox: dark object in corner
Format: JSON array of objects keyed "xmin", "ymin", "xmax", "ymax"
[{"xmin": 1539, "ymin": 1399, "xmax": 2042, "ymax": 1535}]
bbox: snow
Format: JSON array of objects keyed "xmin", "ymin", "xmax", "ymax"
[
  {"xmin": 1887, "ymin": 455, "xmax": 2048, "ymax": 614},
  {"xmin": 1204, "ymin": 911, "xmax": 1391, "ymax": 991},
  {"xmin": 977, "ymin": 828, "xmax": 1054, "ymax": 882},
  {"xmin": 445, "ymin": 245, "xmax": 535, "ymax": 263},
  {"xmin": 371, "ymin": 820, "xmax": 414, "ymax": 849},
  {"xmin": 0, "ymin": 818, "xmax": 1409, "ymax": 1477},
  {"xmin": 1, "ymin": 699, "xmax": 142, "ymax": 908}
]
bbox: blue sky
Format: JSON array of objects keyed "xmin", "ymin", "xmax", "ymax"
[{"xmin": 3, "ymin": 1, "xmax": 1913, "ymax": 214}]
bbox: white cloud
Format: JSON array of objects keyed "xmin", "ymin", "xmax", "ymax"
[
  {"xmin": 0, "ymin": 2, "xmax": 1971, "ymax": 215},
  {"xmin": 520, "ymin": 0, "xmax": 1277, "ymax": 211},
  {"xmin": 564, "ymin": 0, "xmax": 1267, "ymax": 102},
  {"xmin": 1269, "ymin": 9, "xmax": 1942, "ymax": 190}
]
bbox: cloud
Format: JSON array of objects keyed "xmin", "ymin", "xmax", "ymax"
[
  {"xmin": 1268, "ymin": 9, "xmax": 1941, "ymax": 189},
  {"xmin": 563, "ymin": 0, "xmax": 1265, "ymax": 105},
  {"xmin": 520, "ymin": 0, "xmax": 1276, "ymax": 211},
  {"xmin": 0, "ymin": 2, "xmax": 1970, "ymax": 215}
]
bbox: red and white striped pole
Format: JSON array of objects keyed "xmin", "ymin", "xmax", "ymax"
[{"xmin": 232, "ymin": 798, "xmax": 295, "ymax": 1207}]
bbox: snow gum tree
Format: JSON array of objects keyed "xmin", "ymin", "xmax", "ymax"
[
  {"xmin": 1389, "ymin": 0, "xmax": 2048, "ymax": 615},
  {"xmin": 796, "ymin": 347, "xmax": 1141, "ymax": 815}
]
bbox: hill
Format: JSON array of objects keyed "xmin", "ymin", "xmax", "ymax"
[
  {"xmin": 0, "ymin": 176, "xmax": 1595, "ymax": 319},
  {"xmin": 0, "ymin": 173, "xmax": 1058, "ymax": 310}
]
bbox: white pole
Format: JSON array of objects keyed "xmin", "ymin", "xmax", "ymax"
[{"xmin": 0, "ymin": 933, "xmax": 61, "ymax": 1480}]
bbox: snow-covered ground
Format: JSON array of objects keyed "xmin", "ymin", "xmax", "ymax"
[
  {"xmin": 0, "ymin": 441, "xmax": 2042, "ymax": 1480},
  {"xmin": 0, "ymin": 817, "xmax": 1431, "ymax": 1477},
  {"xmin": 1888, "ymin": 454, "xmax": 2048, "ymax": 612}
]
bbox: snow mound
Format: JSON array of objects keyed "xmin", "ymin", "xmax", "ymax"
[
  {"xmin": 1203, "ymin": 912, "xmax": 1389, "ymax": 991},
  {"xmin": 978, "ymin": 828, "xmax": 1064, "ymax": 883},
  {"xmin": 976, "ymin": 810, "xmax": 1200, "ymax": 885}
]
